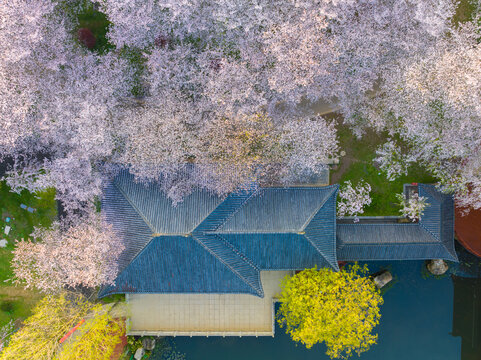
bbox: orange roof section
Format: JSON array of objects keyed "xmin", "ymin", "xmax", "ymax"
[{"xmin": 455, "ymin": 206, "xmax": 481, "ymax": 258}]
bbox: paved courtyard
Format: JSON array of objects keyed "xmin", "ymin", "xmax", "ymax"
[{"xmin": 127, "ymin": 271, "xmax": 291, "ymax": 336}]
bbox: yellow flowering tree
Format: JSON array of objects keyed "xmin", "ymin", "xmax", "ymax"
[
  {"xmin": 277, "ymin": 264, "xmax": 383, "ymax": 359},
  {"xmin": 0, "ymin": 292, "xmax": 124, "ymax": 360},
  {"xmin": 58, "ymin": 304, "xmax": 125, "ymax": 360}
]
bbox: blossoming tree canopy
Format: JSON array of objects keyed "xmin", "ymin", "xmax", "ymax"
[
  {"xmin": 1, "ymin": 0, "xmax": 479, "ymax": 213},
  {"xmin": 337, "ymin": 180, "xmax": 372, "ymax": 221},
  {"xmin": 362, "ymin": 21, "xmax": 481, "ymax": 210},
  {"xmin": 277, "ymin": 264, "xmax": 383, "ymax": 359},
  {"xmin": 397, "ymin": 193, "xmax": 430, "ymax": 222},
  {"xmin": 11, "ymin": 210, "xmax": 124, "ymax": 292}
]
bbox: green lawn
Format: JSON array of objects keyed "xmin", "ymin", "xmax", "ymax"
[
  {"xmin": 331, "ymin": 120, "xmax": 437, "ymax": 216},
  {"xmin": 1, "ymin": 182, "xmax": 57, "ymax": 242},
  {"xmin": 0, "ymin": 181, "xmax": 57, "ymax": 327},
  {"xmin": 452, "ymin": 0, "xmax": 479, "ymax": 26},
  {"xmin": 76, "ymin": 1, "xmax": 114, "ymax": 54}
]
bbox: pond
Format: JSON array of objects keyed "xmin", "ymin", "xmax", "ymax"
[{"xmin": 154, "ymin": 249, "xmax": 481, "ymax": 360}]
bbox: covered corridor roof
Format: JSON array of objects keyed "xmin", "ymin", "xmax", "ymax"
[{"xmin": 336, "ymin": 184, "xmax": 457, "ymax": 262}]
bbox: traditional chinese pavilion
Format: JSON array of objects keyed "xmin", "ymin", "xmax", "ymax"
[{"xmin": 99, "ymin": 172, "xmax": 457, "ymax": 336}]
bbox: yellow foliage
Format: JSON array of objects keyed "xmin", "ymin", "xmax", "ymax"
[
  {"xmin": 58, "ymin": 304, "xmax": 124, "ymax": 360},
  {"xmin": 0, "ymin": 292, "xmax": 124, "ymax": 360},
  {"xmin": 0, "ymin": 292, "xmax": 91, "ymax": 360},
  {"xmin": 277, "ymin": 264, "xmax": 383, "ymax": 359}
]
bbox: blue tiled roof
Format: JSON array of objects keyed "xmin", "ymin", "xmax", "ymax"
[
  {"xmin": 100, "ymin": 236, "xmax": 258, "ymax": 295},
  {"xmin": 336, "ymin": 184, "xmax": 458, "ymax": 262},
  {"xmin": 217, "ymin": 187, "xmax": 336, "ymax": 232},
  {"xmin": 102, "ymin": 181, "xmax": 154, "ymax": 272},
  {"xmin": 218, "ymin": 233, "xmax": 333, "ymax": 270},
  {"xmin": 100, "ymin": 172, "xmax": 339, "ymax": 298},
  {"xmin": 113, "ymin": 172, "xmax": 224, "ymax": 235},
  {"xmin": 304, "ymin": 191, "xmax": 339, "ymax": 269},
  {"xmin": 101, "ymin": 174, "xmax": 457, "ymax": 299}
]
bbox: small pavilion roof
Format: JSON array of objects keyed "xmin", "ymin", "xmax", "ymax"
[{"xmin": 336, "ymin": 184, "xmax": 457, "ymax": 262}]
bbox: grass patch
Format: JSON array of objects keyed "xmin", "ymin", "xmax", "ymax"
[
  {"xmin": 452, "ymin": 0, "xmax": 479, "ymax": 26},
  {"xmin": 101, "ymin": 293, "xmax": 125, "ymax": 304},
  {"xmin": 0, "ymin": 182, "xmax": 57, "ymax": 327},
  {"xmin": 332, "ymin": 120, "xmax": 437, "ymax": 216},
  {"xmin": 0, "ymin": 250, "xmax": 42, "ymax": 327},
  {"xmin": 1, "ymin": 181, "xmax": 57, "ymax": 242},
  {"xmin": 76, "ymin": 2, "xmax": 114, "ymax": 54},
  {"xmin": 0, "ymin": 289, "xmax": 42, "ymax": 328}
]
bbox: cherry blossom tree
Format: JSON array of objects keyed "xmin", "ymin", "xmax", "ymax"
[
  {"xmin": 396, "ymin": 193, "xmax": 429, "ymax": 222},
  {"xmin": 11, "ymin": 210, "xmax": 124, "ymax": 293},
  {"xmin": 337, "ymin": 180, "xmax": 372, "ymax": 222},
  {"xmin": 361, "ymin": 20, "xmax": 481, "ymax": 210},
  {"xmin": 3, "ymin": 51, "xmax": 134, "ymax": 212},
  {"xmin": 118, "ymin": 100, "xmax": 339, "ymax": 201},
  {"xmin": 0, "ymin": 0, "xmax": 69, "ymax": 151},
  {"xmin": 94, "ymin": 0, "xmax": 173, "ymax": 49},
  {"xmin": 0, "ymin": 1, "xmax": 134, "ymax": 211},
  {"xmin": 374, "ymin": 140, "xmax": 416, "ymax": 181},
  {"xmin": 1, "ymin": 0, "xmax": 466, "ymax": 212},
  {"xmin": 263, "ymin": 0, "xmax": 455, "ymax": 118}
]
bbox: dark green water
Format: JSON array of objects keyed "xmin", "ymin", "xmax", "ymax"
[{"xmin": 158, "ymin": 257, "xmax": 481, "ymax": 360}]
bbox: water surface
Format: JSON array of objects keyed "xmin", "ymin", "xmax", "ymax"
[{"xmin": 163, "ymin": 259, "xmax": 481, "ymax": 360}]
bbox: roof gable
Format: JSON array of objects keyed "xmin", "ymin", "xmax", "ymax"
[
  {"xmin": 113, "ymin": 172, "xmax": 223, "ymax": 235},
  {"xmin": 217, "ymin": 186, "xmax": 338, "ymax": 233}
]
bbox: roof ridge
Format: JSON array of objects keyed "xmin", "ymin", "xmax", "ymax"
[
  {"xmin": 191, "ymin": 233, "xmax": 263, "ymax": 297},
  {"xmin": 418, "ymin": 184, "xmax": 444, "ymax": 204},
  {"xmin": 113, "ymin": 180, "xmax": 156, "ymax": 234},
  {"xmin": 212, "ymin": 230, "xmax": 301, "ymax": 234},
  {"xmin": 336, "ymin": 240, "xmax": 442, "ymax": 246},
  {"xmin": 301, "ymin": 185, "xmax": 339, "ymax": 231},
  {"xmin": 418, "ymin": 221, "xmax": 440, "ymax": 242},
  {"xmin": 215, "ymin": 189, "xmax": 259, "ymax": 231},
  {"xmin": 304, "ymin": 233, "xmax": 339, "ymax": 270},
  {"xmin": 337, "ymin": 223, "xmax": 419, "ymax": 227},
  {"xmin": 418, "ymin": 185, "xmax": 442, "ymax": 241},
  {"xmin": 303, "ymin": 187, "xmax": 339, "ymax": 270},
  {"xmin": 99, "ymin": 234, "xmax": 157, "ymax": 297},
  {"xmin": 193, "ymin": 188, "xmax": 257, "ymax": 233},
  {"xmin": 439, "ymin": 240, "xmax": 458, "ymax": 261},
  {"xmin": 216, "ymin": 233, "xmax": 259, "ymax": 271}
]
